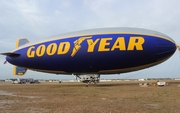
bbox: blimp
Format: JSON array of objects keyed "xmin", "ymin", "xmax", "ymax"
[{"xmin": 0, "ymin": 27, "xmax": 177, "ymax": 86}]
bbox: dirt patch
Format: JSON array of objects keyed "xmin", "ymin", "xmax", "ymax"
[
  {"xmin": 0, "ymin": 90, "xmax": 13, "ymax": 96},
  {"xmin": 0, "ymin": 82, "xmax": 180, "ymax": 113},
  {"xmin": 144, "ymin": 103, "xmax": 159, "ymax": 108},
  {"xmin": 0, "ymin": 90, "xmax": 39, "ymax": 98}
]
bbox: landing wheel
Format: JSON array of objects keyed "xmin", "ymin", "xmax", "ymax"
[{"xmin": 86, "ymin": 83, "xmax": 88, "ymax": 87}]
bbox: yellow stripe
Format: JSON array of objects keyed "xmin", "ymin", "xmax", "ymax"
[
  {"xmin": 12, "ymin": 32, "xmax": 176, "ymax": 52},
  {"xmin": 15, "ymin": 39, "xmax": 20, "ymax": 48},
  {"xmin": 13, "ymin": 66, "xmax": 16, "ymax": 75},
  {"xmin": 43, "ymin": 32, "xmax": 175, "ymax": 44}
]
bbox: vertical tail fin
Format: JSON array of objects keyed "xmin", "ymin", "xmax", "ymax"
[
  {"xmin": 16, "ymin": 38, "xmax": 29, "ymax": 48},
  {"xmin": 13, "ymin": 66, "xmax": 27, "ymax": 76},
  {"xmin": 13, "ymin": 38, "xmax": 29, "ymax": 76}
]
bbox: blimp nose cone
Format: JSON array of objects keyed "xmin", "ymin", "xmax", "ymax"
[{"xmin": 156, "ymin": 37, "xmax": 177, "ymax": 61}]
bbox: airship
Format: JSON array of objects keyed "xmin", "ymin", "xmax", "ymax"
[{"xmin": 0, "ymin": 27, "xmax": 177, "ymax": 86}]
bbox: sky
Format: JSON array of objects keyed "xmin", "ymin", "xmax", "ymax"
[{"xmin": 1, "ymin": 0, "xmax": 180, "ymax": 80}]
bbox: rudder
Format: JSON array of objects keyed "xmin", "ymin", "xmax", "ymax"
[
  {"xmin": 16, "ymin": 38, "xmax": 29, "ymax": 48},
  {"xmin": 13, "ymin": 66, "xmax": 27, "ymax": 76},
  {"xmin": 14, "ymin": 38, "xmax": 29, "ymax": 76}
]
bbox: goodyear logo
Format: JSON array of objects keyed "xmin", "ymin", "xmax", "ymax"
[{"xmin": 27, "ymin": 36, "xmax": 145, "ymax": 58}]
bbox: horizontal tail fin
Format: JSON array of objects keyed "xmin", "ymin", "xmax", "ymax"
[
  {"xmin": 0, "ymin": 38, "xmax": 29, "ymax": 57},
  {"xmin": 13, "ymin": 66, "xmax": 27, "ymax": 76},
  {"xmin": 0, "ymin": 52, "xmax": 20, "ymax": 57}
]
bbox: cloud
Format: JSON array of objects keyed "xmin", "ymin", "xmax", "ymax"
[
  {"xmin": 82, "ymin": 0, "xmax": 180, "ymax": 31},
  {"xmin": 1, "ymin": 0, "xmax": 180, "ymax": 79}
]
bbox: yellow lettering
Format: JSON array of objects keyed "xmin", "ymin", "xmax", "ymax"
[
  {"xmin": 27, "ymin": 46, "xmax": 35, "ymax": 58},
  {"xmin": 127, "ymin": 37, "xmax": 145, "ymax": 50},
  {"xmin": 87, "ymin": 39, "xmax": 100, "ymax": 52},
  {"xmin": 98, "ymin": 38, "xmax": 112, "ymax": 52},
  {"xmin": 58, "ymin": 42, "xmax": 70, "ymax": 54},
  {"xmin": 47, "ymin": 43, "xmax": 57, "ymax": 56},
  {"xmin": 111, "ymin": 37, "xmax": 126, "ymax": 51},
  {"xmin": 36, "ymin": 45, "xmax": 46, "ymax": 57},
  {"xmin": 27, "ymin": 36, "xmax": 145, "ymax": 58}
]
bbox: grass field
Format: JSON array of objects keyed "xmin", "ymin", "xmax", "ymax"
[{"xmin": 0, "ymin": 81, "xmax": 180, "ymax": 113}]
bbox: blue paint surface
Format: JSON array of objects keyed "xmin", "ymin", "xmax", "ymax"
[{"xmin": 6, "ymin": 33, "xmax": 177, "ymax": 74}]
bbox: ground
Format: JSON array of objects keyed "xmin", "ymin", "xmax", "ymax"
[{"xmin": 0, "ymin": 80, "xmax": 180, "ymax": 113}]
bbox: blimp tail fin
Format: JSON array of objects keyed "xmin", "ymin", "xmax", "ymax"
[
  {"xmin": 13, "ymin": 66, "xmax": 27, "ymax": 76},
  {"xmin": 0, "ymin": 52, "xmax": 20, "ymax": 57},
  {"xmin": 16, "ymin": 38, "xmax": 29, "ymax": 48},
  {"xmin": 1, "ymin": 38, "xmax": 29, "ymax": 57}
]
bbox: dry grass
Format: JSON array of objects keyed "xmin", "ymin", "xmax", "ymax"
[{"xmin": 0, "ymin": 81, "xmax": 180, "ymax": 113}]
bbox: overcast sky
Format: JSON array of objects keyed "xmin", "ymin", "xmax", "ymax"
[{"xmin": 1, "ymin": 0, "xmax": 180, "ymax": 80}]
